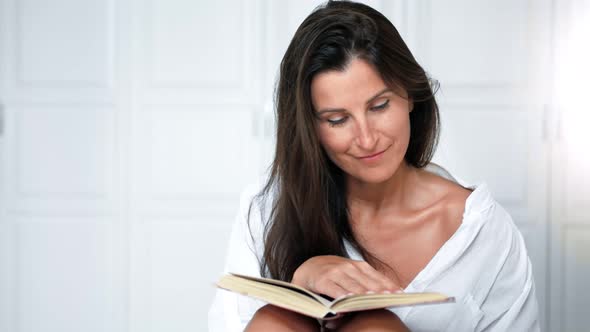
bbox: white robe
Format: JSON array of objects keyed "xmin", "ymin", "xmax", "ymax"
[{"xmin": 207, "ymin": 164, "xmax": 540, "ymax": 331}]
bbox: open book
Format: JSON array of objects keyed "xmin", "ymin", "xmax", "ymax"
[{"xmin": 216, "ymin": 273, "xmax": 455, "ymax": 320}]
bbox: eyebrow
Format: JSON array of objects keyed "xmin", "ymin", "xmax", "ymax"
[{"xmin": 315, "ymin": 88, "xmax": 392, "ymax": 115}]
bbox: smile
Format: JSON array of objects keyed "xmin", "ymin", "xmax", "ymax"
[{"xmin": 357, "ymin": 146, "xmax": 390, "ymax": 161}]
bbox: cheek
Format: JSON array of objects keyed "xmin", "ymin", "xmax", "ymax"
[
  {"xmin": 378, "ymin": 111, "xmax": 411, "ymax": 141},
  {"xmin": 317, "ymin": 126, "xmax": 353, "ymax": 155}
]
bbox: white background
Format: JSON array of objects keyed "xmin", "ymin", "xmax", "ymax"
[{"xmin": 0, "ymin": 0, "xmax": 588, "ymax": 331}]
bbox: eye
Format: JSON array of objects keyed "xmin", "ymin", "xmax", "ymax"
[
  {"xmin": 370, "ymin": 99, "xmax": 390, "ymax": 111},
  {"xmin": 327, "ymin": 116, "xmax": 349, "ymax": 127}
]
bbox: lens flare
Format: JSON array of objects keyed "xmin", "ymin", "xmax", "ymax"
[{"xmin": 554, "ymin": 3, "xmax": 590, "ymax": 170}]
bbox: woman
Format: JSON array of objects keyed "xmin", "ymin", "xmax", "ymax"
[{"xmin": 209, "ymin": 1, "xmax": 540, "ymax": 331}]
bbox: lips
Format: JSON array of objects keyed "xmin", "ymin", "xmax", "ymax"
[
  {"xmin": 358, "ymin": 146, "xmax": 389, "ymax": 160},
  {"xmin": 359, "ymin": 150, "xmax": 385, "ymax": 159}
]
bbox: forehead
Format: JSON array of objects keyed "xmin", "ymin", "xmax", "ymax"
[{"xmin": 310, "ymin": 58, "xmax": 388, "ymax": 108}]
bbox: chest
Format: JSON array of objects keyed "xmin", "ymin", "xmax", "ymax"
[{"xmin": 351, "ymin": 206, "xmax": 461, "ymax": 288}]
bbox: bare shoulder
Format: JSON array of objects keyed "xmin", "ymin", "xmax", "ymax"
[
  {"xmin": 419, "ymin": 167, "xmax": 472, "ymax": 198},
  {"xmin": 442, "ymin": 177, "xmax": 473, "ymax": 204},
  {"xmin": 441, "ymin": 178, "xmax": 473, "ymax": 230},
  {"xmin": 418, "ymin": 168, "xmax": 473, "ymax": 229}
]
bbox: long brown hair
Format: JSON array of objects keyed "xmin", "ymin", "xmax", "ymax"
[{"xmin": 250, "ymin": 0, "xmax": 441, "ymax": 282}]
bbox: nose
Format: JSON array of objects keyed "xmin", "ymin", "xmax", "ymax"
[{"xmin": 355, "ymin": 116, "xmax": 378, "ymax": 151}]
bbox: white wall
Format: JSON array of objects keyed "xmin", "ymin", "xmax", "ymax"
[{"xmin": 1, "ymin": 1, "xmax": 588, "ymax": 331}]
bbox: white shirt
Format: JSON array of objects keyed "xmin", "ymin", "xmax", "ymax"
[{"xmin": 208, "ymin": 164, "xmax": 540, "ymax": 331}]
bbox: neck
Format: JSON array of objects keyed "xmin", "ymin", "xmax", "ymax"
[{"xmin": 346, "ymin": 161, "xmax": 418, "ymax": 214}]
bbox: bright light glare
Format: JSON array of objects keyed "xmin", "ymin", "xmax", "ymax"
[{"xmin": 554, "ymin": 3, "xmax": 590, "ymax": 147}]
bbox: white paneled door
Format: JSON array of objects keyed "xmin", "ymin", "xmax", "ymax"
[
  {"xmin": 1, "ymin": 1, "xmax": 585, "ymax": 332},
  {"xmin": 128, "ymin": 1, "xmax": 264, "ymax": 331},
  {"xmin": 0, "ymin": 0, "xmax": 124, "ymax": 332},
  {"xmin": 0, "ymin": 0, "xmax": 264, "ymax": 331},
  {"xmin": 550, "ymin": 0, "xmax": 590, "ymax": 331}
]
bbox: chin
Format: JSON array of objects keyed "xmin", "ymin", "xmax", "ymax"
[{"xmin": 351, "ymin": 168, "xmax": 396, "ymax": 184}]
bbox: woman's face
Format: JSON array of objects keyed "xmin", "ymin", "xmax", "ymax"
[{"xmin": 311, "ymin": 58, "xmax": 413, "ymax": 184}]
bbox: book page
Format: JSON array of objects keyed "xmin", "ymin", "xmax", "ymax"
[
  {"xmin": 218, "ymin": 273, "xmax": 331, "ymax": 318},
  {"xmin": 217, "ymin": 273, "xmax": 455, "ymax": 319},
  {"xmin": 230, "ymin": 273, "xmax": 332, "ymax": 306},
  {"xmin": 330, "ymin": 292, "xmax": 455, "ymax": 313}
]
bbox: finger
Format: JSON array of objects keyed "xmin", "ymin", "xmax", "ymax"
[
  {"xmin": 356, "ymin": 261, "xmax": 402, "ymax": 292},
  {"xmin": 340, "ymin": 260, "xmax": 395, "ymax": 292},
  {"xmin": 315, "ymin": 280, "xmax": 351, "ymax": 300},
  {"xmin": 340, "ymin": 262, "xmax": 384, "ymax": 293},
  {"xmin": 334, "ymin": 274, "xmax": 370, "ymax": 295}
]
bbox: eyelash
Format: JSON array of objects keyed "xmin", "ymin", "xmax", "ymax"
[{"xmin": 327, "ymin": 99, "xmax": 390, "ymax": 127}]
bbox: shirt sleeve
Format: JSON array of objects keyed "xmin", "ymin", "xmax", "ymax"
[
  {"xmin": 475, "ymin": 204, "xmax": 540, "ymax": 332},
  {"xmin": 208, "ymin": 184, "xmax": 268, "ymax": 332}
]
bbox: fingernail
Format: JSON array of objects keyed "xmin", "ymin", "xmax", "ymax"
[
  {"xmin": 336, "ymin": 293, "xmax": 351, "ymax": 300},
  {"xmin": 365, "ymin": 290, "xmax": 375, "ymax": 294},
  {"xmin": 336, "ymin": 293, "xmax": 353, "ymax": 300},
  {"xmin": 395, "ymin": 289, "xmax": 404, "ymax": 293},
  {"xmin": 381, "ymin": 290, "xmax": 391, "ymax": 294}
]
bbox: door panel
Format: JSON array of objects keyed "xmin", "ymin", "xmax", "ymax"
[
  {"xmin": 0, "ymin": 1, "xmax": 564, "ymax": 332},
  {"xmin": 550, "ymin": 1, "xmax": 590, "ymax": 330}
]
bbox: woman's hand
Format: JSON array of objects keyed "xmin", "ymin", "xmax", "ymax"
[{"xmin": 291, "ymin": 255, "xmax": 402, "ymax": 299}]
